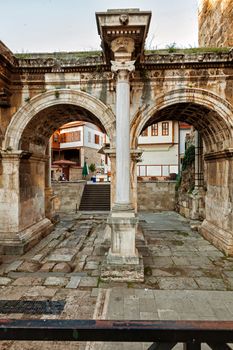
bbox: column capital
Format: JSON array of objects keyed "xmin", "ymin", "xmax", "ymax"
[{"xmin": 111, "ymin": 60, "xmax": 135, "ymax": 74}]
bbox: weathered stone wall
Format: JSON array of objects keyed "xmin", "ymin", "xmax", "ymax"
[
  {"xmin": 52, "ymin": 180, "xmax": 176, "ymax": 212},
  {"xmin": 52, "ymin": 181, "xmax": 85, "ymax": 212},
  {"xmin": 19, "ymin": 157, "xmax": 45, "ymax": 230},
  {"xmin": 137, "ymin": 181, "xmax": 176, "ymax": 211},
  {"xmin": 201, "ymin": 156, "xmax": 233, "ymax": 255},
  {"xmin": 199, "ymin": 0, "xmax": 233, "ymax": 47}
]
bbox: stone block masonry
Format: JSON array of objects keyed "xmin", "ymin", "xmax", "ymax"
[
  {"xmin": 199, "ymin": 0, "xmax": 233, "ymax": 47},
  {"xmin": 137, "ymin": 181, "xmax": 176, "ymax": 211},
  {"xmin": 52, "ymin": 181, "xmax": 85, "ymax": 212}
]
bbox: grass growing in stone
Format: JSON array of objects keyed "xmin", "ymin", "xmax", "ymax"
[
  {"xmin": 145, "ymin": 47, "xmax": 231, "ymax": 55},
  {"xmin": 175, "ymin": 231, "xmax": 189, "ymax": 237}
]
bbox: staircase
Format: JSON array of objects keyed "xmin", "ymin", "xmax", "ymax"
[{"xmin": 79, "ymin": 184, "xmax": 111, "ymax": 211}]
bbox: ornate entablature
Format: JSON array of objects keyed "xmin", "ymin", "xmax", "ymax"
[
  {"xmin": 144, "ymin": 51, "xmax": 233, "ymax": 64},
  {"xmin": 96, "ymin": 9, "xmax": 151, "ymax": 63},
  {"xmin": 141, "ymin": 50, "xmax": 233, "ymax": 70},
  {"xmin": 15, "ymin": 54, "xmax": 105, "ymax": 74}
]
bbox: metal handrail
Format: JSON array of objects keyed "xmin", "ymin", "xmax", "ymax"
[{"xmin": 0, "ymin": 319, "xmax": 233, "ymax": 349}]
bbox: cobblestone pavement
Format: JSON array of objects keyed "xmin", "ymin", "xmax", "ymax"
[{"xmin": 0, "ymin": 211, "xmax": 233, "ymax": 349}]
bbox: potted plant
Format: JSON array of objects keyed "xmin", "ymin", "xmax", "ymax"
[{"xmin": 89, "ymin": 163, "xmax": 96, "ymax": 182}]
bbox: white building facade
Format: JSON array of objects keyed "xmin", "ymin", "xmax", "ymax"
[{"xmin": 137, "ymin": 121, "xmax": 191, "ymax": 179}]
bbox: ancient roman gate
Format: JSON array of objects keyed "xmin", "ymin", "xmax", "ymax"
[{"xmin": 0, "ymin": 9, "xmax": 233, "ymax": 279}]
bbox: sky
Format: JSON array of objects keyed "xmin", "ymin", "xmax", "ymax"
[{"xmin": 0, "ymin": 0, "xmax": 199, "ymax": 53}]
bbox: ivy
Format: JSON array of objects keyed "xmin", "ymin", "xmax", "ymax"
[{"xmin": 182, "ymin": 145, "xmax": 195, "ymax": 171}]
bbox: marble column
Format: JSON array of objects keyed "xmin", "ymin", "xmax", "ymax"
[
  {"xmin": 102, "ymin": 60, "xmax": 143, "ymax": 280},
  {"xmin": 111, "ymin": 60, "xmax": 135, "ymax": 210}
]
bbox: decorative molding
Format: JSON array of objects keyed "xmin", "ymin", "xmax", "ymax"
[
  {"xmin": 144, "ymin": 51, "xmax": 233, "ymax": 65},
  {"xmin": 119, "ymin": 14, "xmax": 129, "ymax": 25},
  {"xmin": 204, "ymin": 149, "xmax": 233, "ymax": 161}
]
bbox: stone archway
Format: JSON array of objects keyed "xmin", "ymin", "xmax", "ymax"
[
  {"xmin": 130, "ymin": 88, "xmax": 233, "ymax": 255},
  {"xmin": 0, "ymin": 89, "xmax": 115, "ymax": 254},
  {"xmin": 3, "ymin": 89, "xmax": 115, "ymax": 151},
  {"xmin": 131, "ymin": 88, "xmax": 233, "ymax": 150}
]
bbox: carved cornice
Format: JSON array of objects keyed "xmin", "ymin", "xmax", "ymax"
[
  {"xmin": 204, "ymin": 149, "xmax": 233, "ymax": 161},
  {"xmin": 141, "ymin": 51, "xmax": 233, "ymax": 70},
  {"xmin": 16, "ymin": 55, "xmax": 103, "ymax": 69},
  {"xmin": 0, "ymin": 41, "xmax": 17, "ymax": 67},
  {"xmin": 0, "ymin": 50, "xmax": 231, "ymax": 81},
  {"xmin": 144, "ymin": 52, "xmax": 233, "ymax": 64}
]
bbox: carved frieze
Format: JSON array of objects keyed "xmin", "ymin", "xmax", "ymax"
[{"xmin": 144, "ymin": 51, "xmax": 233, "ymax": 65}]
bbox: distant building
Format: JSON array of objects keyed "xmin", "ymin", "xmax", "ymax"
[
  {"xmin": 52, "ymin": 120, "xmax": 191, "ymax": 181},
  {"xmin": 137, "ymin": 121, "xmax": 191, "ymax": 179},
  {"xmin": 51, "ymin": 121, "xmax": 108, "ymax": 181}
]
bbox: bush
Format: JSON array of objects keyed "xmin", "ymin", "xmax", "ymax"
[{"xmin": 89, "ymin": 163, "xmax": 96, "ymax": 173}]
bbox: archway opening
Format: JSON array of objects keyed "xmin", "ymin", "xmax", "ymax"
[
  {"xmin": 18, "ymin": 102, "xmax": 111, "ymax": 220},
  {"xmin": 20, "ymin": 103, "xmax": 107, "ymax": 154},
  {"xmin": 136, "ymin": 101, "xmax": 232, "ymax": 214},
  {"xmin": 134, "ymin": 98, "xmax": 233, "ymax": 254},
  {"xmin": 0, "ymin": 90, "xmax": 115, "ymax": 254},
  {"xmin": 138, "ymin": 102, "xmax": 232, "ymax": 154}
]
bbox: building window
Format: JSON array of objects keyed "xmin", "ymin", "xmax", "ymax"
[
  {"xmin": 95, "ymin": 134, "xmax": 100, "ymax": 144},
  {"xmin": 88, "ymin": 131, "xmax": 91, "ymax": 143},
  {"xmin": 65, "ymin": 131, "xmax": 81, "ymax": 142},
  {"xmin": 141, "ymin": 128, "xmax": 148, "ymax": 136},
  {"xmin": 151, "ymin": 123, "xmax": 158, "ymax": 136},
  {"xmin": 162, "ymin": 122, "xmax": 169, "ymax": 136}
]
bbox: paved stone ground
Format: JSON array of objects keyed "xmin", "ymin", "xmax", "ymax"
[{"xmin": 0, "ymin": 211, "xmax": 232, "ymax": 349}]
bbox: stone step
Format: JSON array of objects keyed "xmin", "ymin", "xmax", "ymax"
[{"xmin": 79, "ymin": 184, "xmax": 111, "ymax": 211}]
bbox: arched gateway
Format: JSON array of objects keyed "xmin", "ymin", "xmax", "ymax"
[
  {"xmin": 0, "ymin": 89, "xmax": 115, "ymax": 254},
  {"xmin": 0, "ymin": 8, "xmax": 233, "ymax": 280},
  {"xmin": 131, "ymin": 88, "xmax": 233, "ymax": 255}
]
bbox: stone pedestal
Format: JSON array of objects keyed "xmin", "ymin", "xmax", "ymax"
[
  {"xmin": 107, "ymin": 210, "xmax": 139, "ymax": 264},
  {"xmin": 101, "ymin": 209, "xmax": 144, "ymax": 282}
]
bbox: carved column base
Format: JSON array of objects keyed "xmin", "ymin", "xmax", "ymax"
[
  {"xmin": 0, "ymin": 218, "xmax": 53, "ymax": 255},
  {"xmin": 101, "ymin": 209, "xmax": 144, "ymax": 282},
  {"xmin": 200, "ymin": 219, "xmax": 233, "ymax": 256}
]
